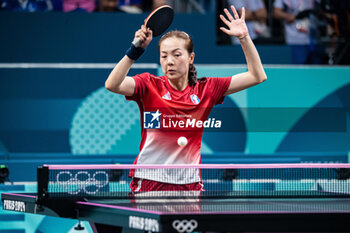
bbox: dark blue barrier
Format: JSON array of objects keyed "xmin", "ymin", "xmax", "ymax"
[{"xmin": 0, "ymin": 12, "xmax": 291, "ymax": 64}]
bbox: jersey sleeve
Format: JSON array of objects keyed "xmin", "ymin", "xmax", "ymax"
[
  {"xmin": 273, "ymin": 0, "xmax": 283, "ymax": 9},
  {"xmin": 249, "ymin": 0, "xmax": 265, "ymax": 11},
  {"xmin": 228, "ymin": 0, "xmax": 244, "ymax": 10},
  {"xmin": 207, "ymin": 76, "xmax": 232, "ymax": 105},
  {"xmin": 125, "ymin": 72, "xmax": 151, "ymax": 101}
]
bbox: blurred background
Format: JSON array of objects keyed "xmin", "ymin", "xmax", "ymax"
[{"xmin": 0, "ymin": 0, "xmax": 350, "ymax": 232}]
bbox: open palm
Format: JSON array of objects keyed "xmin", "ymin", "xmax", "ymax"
[{"xmin": 220, "ymin": 5, "xmax": 248, "ymax": 39}]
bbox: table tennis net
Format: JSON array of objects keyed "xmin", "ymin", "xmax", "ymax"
[{"xmin": 37, "ymin": 164, "xmax": 350, "ymax": 199}]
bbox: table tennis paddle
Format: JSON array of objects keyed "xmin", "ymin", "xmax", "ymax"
[{"xmin": 133, "ymin": 5, "xmax": 174, "ymax": 47}]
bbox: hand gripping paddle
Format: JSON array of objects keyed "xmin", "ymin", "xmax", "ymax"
[{"xmin": 133, "ymin": 5, "xmax": 174, "ymax": 47}]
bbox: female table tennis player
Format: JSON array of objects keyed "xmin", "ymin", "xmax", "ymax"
[{"xmin": 105, "ymin": 5, "xmax": 267, "ymax": 192}]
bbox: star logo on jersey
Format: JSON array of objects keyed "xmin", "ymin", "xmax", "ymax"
[
  {"xmin": 143, "ymin": 110, "xmax": 162, "ymax": 129},
  {"xmin": 190, "ymin": 94, "xmax": 200, "ymax": 104},
  {"xmin": 162, "ymin": 92, "xmax": 172, "ymax": 100}
]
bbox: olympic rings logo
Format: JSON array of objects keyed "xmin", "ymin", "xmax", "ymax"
[
  {"xmin": 56, "ymin": 171, "xmax": 109, "ymax": 195},
  {"xmin": 172, "ymin": 219, "xmax": 198, "ymax": 233}
]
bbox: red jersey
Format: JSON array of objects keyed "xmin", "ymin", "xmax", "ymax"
[{"xmin": 126, "ymin": 73, "xmax": 231, "ymax": 184}]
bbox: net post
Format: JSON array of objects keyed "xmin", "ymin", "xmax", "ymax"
[{"xmin": 37, "ymin": 166, "xmax": 49, "ymax": 203}]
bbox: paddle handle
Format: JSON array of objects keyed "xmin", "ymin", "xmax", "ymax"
[{"xmin": 132, "ymin": 38, "xmax": 142, "ymax": 47}]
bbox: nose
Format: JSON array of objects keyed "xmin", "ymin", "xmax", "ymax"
[{"xmin": 166, "ymin": 56, "xmax": 174, "ymax": 65}]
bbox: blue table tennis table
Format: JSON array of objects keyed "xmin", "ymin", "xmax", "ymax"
[
  {"xmin": 3, "ymin": 164, "xmax": 350, "ymax": 232},
  {"xmin": 2, "ymin": 191, "xmax": 350, "ymax": 232}
]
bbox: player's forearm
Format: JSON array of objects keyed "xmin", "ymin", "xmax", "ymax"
[
  {"xmin": 274, "ymin": 8, "xmax": 287, "ymax": 19},
  {"xmin": 239, "ymin": 35, "xmax": 267, "ymax": 83},
  {"xmin": 105, "ymin": 55, "xmax": 134, "ymax": 91},
  {"xmin": 255, "ymin": 8, "xmax": 267, "ymax": 22},
  {"xmin": 239, "ymin": 9, "xmax": 254, "ymax": 21},
  {"xmin": 274, "ymin": 8, "xmax": 294, "ymax": 23},
  {"xmin": 240, "ymin": 9, "xmax": 266, "ymax": 22}
]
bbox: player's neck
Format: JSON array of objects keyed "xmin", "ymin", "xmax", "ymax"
[{"xmin": 168, "ymin": 77, "xmax": 188, "ymax": 92}]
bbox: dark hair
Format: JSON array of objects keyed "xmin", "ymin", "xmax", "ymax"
[{"xmin": 158, "ymin": 30, "xmax": 197, "ymax": 86}]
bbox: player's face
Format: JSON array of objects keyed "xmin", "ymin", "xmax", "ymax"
[{"xmin": 159, "ymin": 37, "xmax": 194, "ymax": 82}]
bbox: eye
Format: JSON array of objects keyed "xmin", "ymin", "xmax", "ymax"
[
  {"xmin": 161, "ymin": 56, "xmax": 167, "ymax": 59},
  {"xmin": 175, "ymin": 54, "xmax": 181, "ymax": 57}
]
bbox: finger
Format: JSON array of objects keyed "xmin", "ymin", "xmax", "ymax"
[
  {"xmin": 141, "ymin": 28, "xmax": 148, "ymax": 36},
  {"xmin": 241, "ymin": 7, "xmax": 245, "ymax": 20},
  {"xmin": 139, "ymin": 32, "xmax": 147, "ymax": 40},
  {"xmin": 220, "ymin": 14, "xmax": 231, "ymax": 27},
  {"xmin": 146, "ymin": 27, "xmax": 152, "ymax": 36},
  {"xmin": 144, "ymin": 28, "xmax": 153, "ymax": 41},
  {"xmin": 148, "ymin": 28, "xmax": 153, "ymax": 38},
  {"xmin": 139, "ymin": 25, "xmax": 146, "ymax": 34},
  {"xmin": 230, "ymin": 5, "xmax": 239, "ymax": 20},
  {"xmin": 139, "ymin": 35, "xmax": 146, "ymax": 42},
  {"xmin": 220, "ymin": 27, "xmax": 231, "ymax": 35},
  {"xmin": 135, "ymin": 28, "xmax": 141, "ymax": 36},
  {"xmin": 141, "ymin": 25, "xmax": 148, "ymax": 34},
  {"xmin": 136, "ymin": 31, "xmax": 147, "ymax": 41},
  {"xmin": 137, "ymin": 28, "xmax": 144, "ymax": 33},
  {"xmin": 224, "ymin": 8, "xmax": 234, "ymax": 21}
]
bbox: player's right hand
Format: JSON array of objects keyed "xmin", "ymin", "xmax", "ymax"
[{"xmin": 133, "ymin": 25, "xmax": 153, "ymax": 49}]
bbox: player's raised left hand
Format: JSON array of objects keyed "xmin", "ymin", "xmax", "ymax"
[{"xmin": 219, "ymin": 5, "xmax": 248, "ymax": 40}]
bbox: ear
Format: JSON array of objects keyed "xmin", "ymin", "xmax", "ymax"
[{"xmin": 189, "ymin": 52, "xmax": 195, "ymax": 64}]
